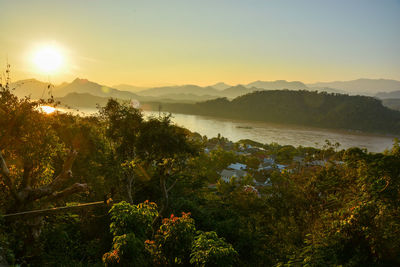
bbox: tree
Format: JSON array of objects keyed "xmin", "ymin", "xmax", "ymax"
[
  {"xmin": 190, "ymin": 231, "xmax": 238, "ymax": 267},
  {"xmin": 100, "ymin": 98, "xmax": 143, "ymax": 203},
  {"xmin": 135, "ymin": 116, "xmax": 199, "ymax": 216},
  {"xmin": 145, "ymin": 212, "xmax": 196, "ymax": 266},
  {"xmin": 0, "ymin": 81, "xmax": 89, "ymax": 264},
  {"xmin": 0, "ymin": 85, "xmax": 87, "ymax": 215},
  {"xmin": 103, "ymin": 201, "xmax": 158, "ymax": 266}
]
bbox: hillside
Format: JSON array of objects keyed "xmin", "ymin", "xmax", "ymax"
[
  {"xmin": 112, "ymin": 84, "xmax": 149, "ymax": 92},
  {"xmin": 159, "ymin": 90, "xmax": 400, "ymax": 134},
  {"xmin": 55, "ymin": 92, "xmax": 111, "ymax": 109},
  {"xmin": 10, "ymin": 78, "xmax": 141, "ymax": 100},
  {"xmin": 137, "ymin": 84, "xmax": 222, "ymax": 97},
  {"xmin": 54, "ymin": 78, "xmax": 140, "ymax": 99},
  {"xmin": 136, "ymin": 81, "xmax": 310, "ymax": 99},
  {"xmin": 10, "ymin": 79, "xmax": 52, "ymax": 99},
  {"xmin": 220, "ymin": 85, "xmax": 254, "ymax": 98}
]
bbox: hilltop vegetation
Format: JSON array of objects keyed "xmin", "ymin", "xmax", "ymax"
[{"xmin": 159, "ymin": 90, "xmax": 400, "ymax": 134}]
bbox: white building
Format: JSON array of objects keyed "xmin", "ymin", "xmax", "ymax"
[
  {"xmin": 220, "ymin": 169, "xmax": 247, "ymax": 183},
  {"xmin": 227, "ymin": 163, "xmax": 247, "ymax": 171}
]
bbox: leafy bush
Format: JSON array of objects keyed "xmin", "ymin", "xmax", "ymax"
[
  {"xmin": 190, "ymin": 231, "xmax": 238, "ymax": 267},
  {"xmin": 103, "ymin": 201, "xmax": 158, "ymax": 266},
  {"xmin": 146, "ymin": 212, "xmax": 196, "ymax": 266}
]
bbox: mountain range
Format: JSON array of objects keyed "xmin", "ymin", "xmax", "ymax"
[
  {"xmin": 9, "ymin": 77, "xmax": 400, "ymax": 110},
  {"xmin": 10, "ymin": 78, "xmax": 319, "ymax": 102},
  {"xmin": 307, "ymin": 78, "xmax": 400, "ymax": 96},
  {"xmin": 10, "ymin": 78, "xmax": 140, "ymax": 100}
]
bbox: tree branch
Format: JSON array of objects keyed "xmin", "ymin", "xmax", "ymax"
[
  {"xmin": 46, "ymin": 183, "xmax": 88, "ymax": 202},
  {"xmin": 160, "ymin": 176, "xmax": 168, "ymax": 216},
  {"xmin": 166, "ymin": 178, "xmax": 178, "ymax": 193},
  {"xmin": 21, "ymin": 163, "xmax": 33, "ymax": 189},
  {"xmin": 0, "ymin": 149, "xmax": 16, "ymax": 198},
  {"xmin": 126, "ymin": 174, "xmax": 134, "ymax": 204},
  {"xmin": 16, "ymin": 150, "xmax": 80, "ymax": 204},
  {"xmin": 0, "ymin": 150, "xmax": 9, "ymax": 176},
  {"xmin": 379, "ymin": 179, "xmax": 390, "ymax": 192}
]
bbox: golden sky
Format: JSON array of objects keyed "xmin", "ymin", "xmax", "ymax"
[{"xmin": 1, "ymin": 0, "xmax": 399, "ymax": 87}]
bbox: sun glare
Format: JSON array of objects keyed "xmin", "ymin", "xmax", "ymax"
[
  {"xmin": 33, "ymin": 45, "xmax": 64, "ymax": 74},
  {"xmin": 40, "ymin": 105, "xmax": 56, "ymax": 114}
]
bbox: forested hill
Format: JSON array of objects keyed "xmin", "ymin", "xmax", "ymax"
[{"xmin": 159, "ymin": 90, "xmax": 400, "ymax": 134}]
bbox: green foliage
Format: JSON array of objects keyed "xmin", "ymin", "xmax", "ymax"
[
  {"xmin": 105, "ymin": 202, "xmax": 236, "ymax": 267},
  {"xmin": 0, "ymin": 84, "xmax": 66, "ymax": 210},
  {"xmin": 190, "ymin": 231, "xmax": 238, "ymax": 267},
  {"xmin": 208, "ymin": 148, "xmax": 238, "ymax": 171},
  {"xmin": 36, "ymin": 207, "xmax": 111, "ymax": 266},
  {"xmin": 104, "ymin": 201, "xmax": 158, "ymax": 266},
  {"xmin": 103, "ymin": 233, "xmax": 146, "ymax": 266},
  {"xmin": 136, "ymin": 115, "xmax": 199, "ymax": 161},
  {"xmin": 280, "ymin": 147, "xmax": 400, "ymax": 266},
  {"xmin": 146, "ymin": 212, "xmax": 196, "ymax": 266},
  {"xmin": 100, "ymin": 98, "xmax": 143, "ymax": 159},
  {"xmin": 2, "ymin": 87, "xmax": 400, "ymax": 266},
  {"xmin": 108, "ymin": 201, "xmax": 158, "ymax": 238},
  {"xmin": 0, "ymin": 214, "xmax": 15, "ymax": 265}
]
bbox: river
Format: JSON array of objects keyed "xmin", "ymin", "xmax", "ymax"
[{"xmin": 60, "ymin": 107, "xmax": 396, "ymax": 153}]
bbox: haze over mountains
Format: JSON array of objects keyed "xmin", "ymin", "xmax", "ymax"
[
  {"xmin": 210, "ymin": 82, "xmax": 231, "ymax": 90},
  {"xmin": 10, "ymin": 77, "xmax": 400, "ymax": 111},
  {"xmin": 307, "ymin": 78, "xmax": 400, "ymax": 96},
  {"xmin": 10, "ymin": 78, "xmax": 315, "ymax": 101},
  {"xmin": 376, "ymin": 91, "xmax": 400, "ymax": 99},
  {"xmin": 112, "ymin": 84, "xmax": 149, "ymax": 92},
  {"xmin": 10, "ymin": 78, "xmax": 139, "ymax": 100}
]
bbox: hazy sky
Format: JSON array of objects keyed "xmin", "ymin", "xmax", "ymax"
[{"xmin": 1, "ymin": 0, "xmax": 399, "ymax": 86}]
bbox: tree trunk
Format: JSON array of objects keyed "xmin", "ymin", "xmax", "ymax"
[
  {"xmin": 159, "ymin": 176, "xmax": 168, "ymax": 217},
  {"xmin": 126, "ymin": 174, "xmax": 134, "ymax": 204}
]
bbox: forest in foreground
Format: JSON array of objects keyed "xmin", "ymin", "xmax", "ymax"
[{"xmin": 1, "ymin": 83, "xmax": 400, "ymax": 266}]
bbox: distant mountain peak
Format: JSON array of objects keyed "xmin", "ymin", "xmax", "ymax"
[
  {"xmin": 72, "ymin": 78, "xmax": 91, "ymax": 84},
  {"xmin": 210, "ymin": 82, "xmax": 231, "ymax": 90},
  {"xmin": 230, "ymin": 84, "xmax": 247, "ymax": 89}
]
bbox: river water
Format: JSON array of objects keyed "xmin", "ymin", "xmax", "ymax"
[
  {"xmin": 145, "ymin": 111, "xmax": 397, "ymax": 152},
  {"xmin": 62, "ymin": 107, "xmax": 396, "ymax": 153}
]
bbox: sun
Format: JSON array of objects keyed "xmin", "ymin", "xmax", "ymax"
[
  {"xmin": 39, "ymin": 105, "xmax": 56, "ymax": 114},
  {"xmin": 33, "ymin": 45, "xmax": 64, "ymax": 74}
]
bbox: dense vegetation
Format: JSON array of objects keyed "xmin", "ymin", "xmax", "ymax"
[
  {"xmin": 157, "ymin": 90, "xmax": 400, "ymax": 134},
  {"xmin": 1, "ymin": 83, "xmax": 400, "ymax": 266}
]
